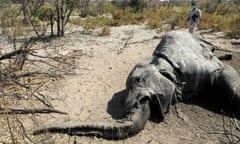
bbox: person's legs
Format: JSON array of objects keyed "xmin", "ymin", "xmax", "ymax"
[
  {"xmin": 188, "ymin": 22, "xmax": 196, "ymax": 33},
  {"xmin": 188, "ymin": 25, "xmax": 194, "ymax": 33},
  {"xmin": 188, "ymin": 28, "xmax": 193, "ymax": 33}
]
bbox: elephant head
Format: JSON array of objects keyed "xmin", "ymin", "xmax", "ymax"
[
  {"xmin": 124, "ymin": 62, "xmax": 176, "ymax": 122},
  {"xmin": 33, "ymin": 60, "xmax": 176, "ymax": 139}
]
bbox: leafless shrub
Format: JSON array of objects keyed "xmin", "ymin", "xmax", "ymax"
[{"xmin": 0, "ymin": 33, "xmax": 84, "ymax": 143}]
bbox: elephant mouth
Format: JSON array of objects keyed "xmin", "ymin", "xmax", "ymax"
[
  {"xmin": 123, "ymin": 95, "xmax": 151, "ymax": 117},
  {"xmin": 150, "ymin": 95, "xmax": 165, "ymax": 122}
]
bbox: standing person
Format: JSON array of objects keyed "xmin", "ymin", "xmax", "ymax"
[{"xmin": 187, "ymin": 3, "xmax": 201, "ymax": 33}]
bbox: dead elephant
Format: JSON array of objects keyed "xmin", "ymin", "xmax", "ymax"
[{"xmin": 33, "ymin": 31, "xmax": 240, "ymax": 139}]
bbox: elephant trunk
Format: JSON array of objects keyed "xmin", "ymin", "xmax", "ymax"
[{"xmin": 33, "ymin": 101, "xmax": 150, "ymax": 139}]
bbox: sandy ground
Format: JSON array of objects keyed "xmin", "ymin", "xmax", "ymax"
[{"xmin": 1, "ymin": 25, "xmax": 240, "ymax": 143}]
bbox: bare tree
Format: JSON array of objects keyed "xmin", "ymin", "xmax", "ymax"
[
  {"xmin": 19, "ymin": 0, "xmax": 80, "ymax": 37},
  {"xmin": 55, "ymin": 0, "xmax": 79, "ymax": 36},
  {"xmin": 20, "ymin": 0, "xmax": 45, "ymax": 37}
]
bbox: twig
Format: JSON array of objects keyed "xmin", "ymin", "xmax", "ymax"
[
  {"xmin": 1, "ymin": 72, "xmax": 30, "ymax": 89},
  {"xmin": 0, "ymin": 107, "xmax": 67, "ymax": 115},
  {"xmin": 207, "ymin": 132, "xmax": 240, "ymax": 139},
  {"xmin": 16, "ymin": 117, "xmax": 34, "ymax": 144},
  {"xmin": 234, "ymin": 118, "xmax": 240, "ymax": 131},
  {"xmin": 234, "ymin": 55, "xmax": 240, "ymax": 63},
  {"xmin": 199, "ymin": 38, "xmax": 240, "ymax": 55},
  {"xmin": 118, "ymin": 31, "xmax": 134, "ymax": 55},
  {"xmin": 30, "ymin": 53, "xmax": 74, "ymax": 66},
  {"xmin": 34, "ymin": 92, "xmax": 54, "ymax": 108},
  {"xmin": 30, "ymin": 80, "xmax": 50, "ymax": 98},
  {"xmin": 127, "ymin": 38, "xmax": 155, "ymax": 46},
  {"xmin": 123, "ymin": 35, "xmax": 133, "ymax": 48},
  {"xmin": 215, "ymin": 47, "xmax": 240, "ymax": 55},
  {"xmin": 6, "ymin": 115, "xmax": 16, "ymax": 144},
  {"xmin": 14, "ymin": 71, "xmax": 39, "ymax": 79},
  {"xmin": 26, "ymin": 59, "xmax": 73, "ymax": 74},
  {"xmin": 222, "ymin": 113, "xmax": 232, "ymax": 143}
]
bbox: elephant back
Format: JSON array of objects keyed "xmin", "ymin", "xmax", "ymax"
[{"xmin": 153, "ymin": 31, "xmax": 223, "ymax": 94}]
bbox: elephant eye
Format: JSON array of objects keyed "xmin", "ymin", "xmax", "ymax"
[
  {"xmin": 139, "ymin": 96, "xmax": 149, "ymax": 104},
  {"xmin": 135, "ymin": 77, "xmax": 140, "ymax": 83}
]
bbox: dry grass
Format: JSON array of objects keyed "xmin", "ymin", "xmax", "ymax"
[
  {"xmin": 99, "ymin": 26, "xmax": 111, "ymax": 36},
  {"xmin": 71, "ymin": 2, "xmax": 240, "ymax": 37}
]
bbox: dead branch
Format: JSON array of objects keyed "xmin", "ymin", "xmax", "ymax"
[
  {"xmin": 6, "ymin": 115, "xmax": 16, "ymax": 144},
  {"xmin": 198, "ymin": 38, "xmax": 240, "ymax": 55},
  {"xmin": 13, "ymin": 71, "xmax": 39, "ymax": 79},
  {"xmin": 34, "ymin": 92, "xmax": 54, "ymax": 108},
  {"xmin": 26, "ymin": 59, "xmax": 73, "ymax": 74},
  {"xmin": 0, "ymin": 36, "xmax": 37, "ymax": 73},
  {"xmin": 208, "ymin": 132, "xmax": 240, "ymax": 139},
  {"xmin": 117, "ymin": 31, "xmax": 134, "ymax": 55},
  {"xmin": 208, "ymin": 132, "xmax": 240, "ymax": 140},
  {"xmin": 30, "ymin": 53, "xmax": 75, "ymax": 67},
  {"xmin": 0, "ymin": 49, "xmax": 27, "ymax": 61},
  {"xmin": 233, "ymin": 56, "xmax": 240, "ymax": 67},
  {"xmin": 231, "ymin": 40, "xmax": 240, "ymax": 45},
  {"xmin": 215, "ymin": 47, "xmax": 240, "ymax": 55},
  {"xmin": 198, "ymin": 29, "xmax": 215, "ymax": 35},
  {"xmin": 123, "ymin": 35, "xmax": 133, "ymax": 48},
  {"xmin": 30, "ymin": 80, "xmax": 50, "ymax": 98},
  {"xmin": 128, "ymin": 38, "xmax": 155, "ymax": 45},
  {"xmin": 118, "ymin": 35, "xmax": 156, "ymax": 55},
  {"xmin": 16, "ymin": 117, "xmax": 34, "ymax": 144},
  {"xmin": 1, "ymin": 72, "xmax": 30, "ymax": 89},
  {"xmin": 0, "ymin": 107, "xmax": 67, "ymax": 115},
  {"xmin": 222, "ymin": 113, "xmax": 233, "ymax": 143}
]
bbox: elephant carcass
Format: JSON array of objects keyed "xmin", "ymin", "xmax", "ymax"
[{"xmin": 33, "ymin": 31, "xmax": 240, "ymax": 139}]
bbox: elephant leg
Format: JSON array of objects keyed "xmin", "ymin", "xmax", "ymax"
[{"xmin": 214, "ymin": 65, "xmax": 240, "ymax": 115}]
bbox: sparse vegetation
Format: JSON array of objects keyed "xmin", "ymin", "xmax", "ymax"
[
  {"xmin": 1, "ymin": 0, "xmax": 238, "ymax": 37},
  {"xmin": 71, "ymin": 0, "xmax": 240, "ymax": 37}
]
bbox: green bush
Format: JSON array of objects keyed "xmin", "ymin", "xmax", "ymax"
[
  {"xmin": 36, "ymin": 4, "xmax": 54, "ymax": 21},
  {"xmin": 111, "ymin": 7, "xmax": 146, "ymax": 26},
  {"xmin": 129, "ymin": 0, "xmax": 148, "ymax": 13},
  {"xmin": 80, "ymin": 8, "xmax": 98, "ymax": 18}
]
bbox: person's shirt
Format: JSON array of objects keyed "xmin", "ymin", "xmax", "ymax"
[{"xmin": 189, "ymin": 8, "xmax": 201, "ymax": 24}]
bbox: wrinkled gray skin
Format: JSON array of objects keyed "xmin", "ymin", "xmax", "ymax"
[{"xmin": 33, "ymin": 31, "xmax": 240, "ymax": 139}]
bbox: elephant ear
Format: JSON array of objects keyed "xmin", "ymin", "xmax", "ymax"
[{"xmin": 150, "ymin": 94, "xmax": 171, "ymax": 122}]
